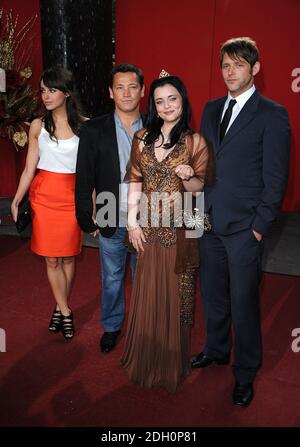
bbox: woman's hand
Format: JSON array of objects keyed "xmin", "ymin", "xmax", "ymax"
[
  {"xmin": 11, "ymin": 201, "xmax": 19, "ymax": 222},
  {"xmin": 175, "ymin": 164, "xmax": 194, "ymax": 181},
  {"xmin": 128, "ymin": 225, "xmax": 146, "ymax": 253}
]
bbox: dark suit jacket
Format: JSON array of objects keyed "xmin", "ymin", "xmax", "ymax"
[
  {"xmin": 75, "ymin": 112, "xmax": 145, "ymax": 237},
  {"xmin": 200, "ymin": 90, "xmax": 290, "ymax": 236}
]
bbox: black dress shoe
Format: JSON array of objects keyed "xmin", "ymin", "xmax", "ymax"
[
  {"xmin": 191, "ymin": 352, "xmax": 230, "ymax": 368},
  {"xmin": 232, "ymin": 382, "xmax": 254, "ymax": 407},
  {"xmin": 100, "ymin": 330, "xmax": 121, "ymax": 353}
]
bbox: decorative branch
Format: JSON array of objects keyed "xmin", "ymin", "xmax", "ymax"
[{"xmin": 0, "ymin": 8, "xmax": 41, "ymax": 151}]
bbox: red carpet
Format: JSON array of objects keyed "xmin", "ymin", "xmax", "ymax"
[{"xmin": 0, "ymin": 235, "xmax": 300, "ymax": 427}]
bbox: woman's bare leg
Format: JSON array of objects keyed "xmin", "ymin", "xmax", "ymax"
[{"xmin": 45, "ymin": 257, "xmax": 70, "ymax": 315}]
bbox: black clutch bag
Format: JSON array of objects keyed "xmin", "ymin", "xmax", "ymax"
[{"xmin": 16, "ymin": 196, "xmax": 31, "ymax": 233}]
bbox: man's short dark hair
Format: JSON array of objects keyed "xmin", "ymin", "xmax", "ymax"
[
  {"xmin": 110, "ymin": 63, "xmax": 144, "ymax": 88},
  {"xmin": 220, "ymin": 37, "xmax": 259, "ymax": 68}
]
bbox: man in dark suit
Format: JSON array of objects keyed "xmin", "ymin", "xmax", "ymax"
[
  {"xmin": 75, "ymin": 64, "xmax": 145, "ymax": 353},
  {"xmin": 191, "ymin": 37, "xmax": 290, "ymax": 406}
]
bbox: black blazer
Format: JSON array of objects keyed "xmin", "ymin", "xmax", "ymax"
[
  {"xmin": 75, "ymin": 112, "xmax": 146, "ymax": 237},
  {"xmin": 200, "ymin": 90, "xmax": 291, "ymax": 235}
]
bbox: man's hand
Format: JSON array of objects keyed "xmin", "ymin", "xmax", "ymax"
[{"xmin": 252, "ymin": 229, "xmax": 262, "ymax": 241}]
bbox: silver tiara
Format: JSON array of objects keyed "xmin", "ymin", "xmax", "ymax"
[{"xmin": 158, "ymin": 69, "xmax": 170, "ymax": 78}]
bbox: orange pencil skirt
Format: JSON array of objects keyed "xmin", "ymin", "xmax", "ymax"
[{"xmin": 29, "ymin": 169, "xmax": 82, "ymax": 257}]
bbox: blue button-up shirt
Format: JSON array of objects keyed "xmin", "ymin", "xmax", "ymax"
[{"xmin": 114, "ymin": 112, "xmax": 143, "ymax": 222}]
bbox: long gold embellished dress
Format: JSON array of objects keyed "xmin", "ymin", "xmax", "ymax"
[{"xmin": 121, "ymin": 129, "xmax": 209, "ymax": 392}]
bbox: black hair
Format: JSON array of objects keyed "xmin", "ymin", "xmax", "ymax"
[
  {"xmin": 220, "ymin": 37, "xmax": 259, "ymax": 68},
  {"xmin": 40, "ymin": 66, "xmax": 84, "ymax": 140},
  {"xmin": 144, "ymin": 75, "xmax": 193, "ymax": 149},
  {"xmin": 110, "ymin": 63, "xmax": 144, "ymax": 88}
]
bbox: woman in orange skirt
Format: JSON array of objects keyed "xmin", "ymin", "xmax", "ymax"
[{"xmin": 11, "ymin": 66, "xmax": 86, "ymax": 340}]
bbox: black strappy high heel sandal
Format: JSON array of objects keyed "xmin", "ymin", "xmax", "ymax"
[
  {"xmin": 48, "ymin": 308, "xmax": 62, "ymax": 333},
  {"xmin": 61, "ymin": 311, "xmax": 75, "ymax": 340}
]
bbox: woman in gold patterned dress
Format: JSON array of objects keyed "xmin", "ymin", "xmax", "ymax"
[{"xmin": 121, "ymin": 74, "xmax": 211, "ymax": 392}]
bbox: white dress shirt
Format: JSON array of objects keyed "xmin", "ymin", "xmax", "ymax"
[{"xmin": 221, "ymin": 85, "xmax": 256, "ymax": 134}]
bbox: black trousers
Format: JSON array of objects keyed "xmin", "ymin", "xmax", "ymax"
[{"xmin": 199, "ymin": 228, "xmax": 264, "ymax": 383}]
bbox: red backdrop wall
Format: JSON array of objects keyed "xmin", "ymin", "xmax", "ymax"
[
  {"xmin": 116, "ymin": 0, "xmax": 300, "ymax": 211},
  {"xmin": 1, "ymin": 0, "xmax": 299, "ymax": 211}
]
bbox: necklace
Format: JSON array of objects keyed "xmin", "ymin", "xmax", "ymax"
[
  {"xmin": 154, "ymin": 130, "xmax": 171, "ymax": 149},
  {"xmin": 161, "ymin": 131, "xmax": 170, "ymax": 144}
]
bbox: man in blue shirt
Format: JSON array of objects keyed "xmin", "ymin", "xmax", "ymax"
[{"xmin": 75, "ymin": 64, "xmax": 145, "ymax": 353}]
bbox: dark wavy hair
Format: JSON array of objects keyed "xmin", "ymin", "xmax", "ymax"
[
  {"xmin": 144, "ymin": 75, "xmax": 193, "ymax": 149},
  {"xmin": 40, "ymin": 66, "xmax": 84, "ymax": 141}
]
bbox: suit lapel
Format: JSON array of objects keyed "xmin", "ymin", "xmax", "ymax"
[
  {"xmin": 104, "ymin": 112, "xmax": 121, "ymax": 182},
  {"xmin": 213, "ymin": 98, "xmax": 226, "ymax": 148},
  {"xmin": 216, "ymin": 91, "xmax": 260, "ymax": 155},
  {"xmin": 102, "ymin": 112, "xmax": 145, "ymax": 183}
]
